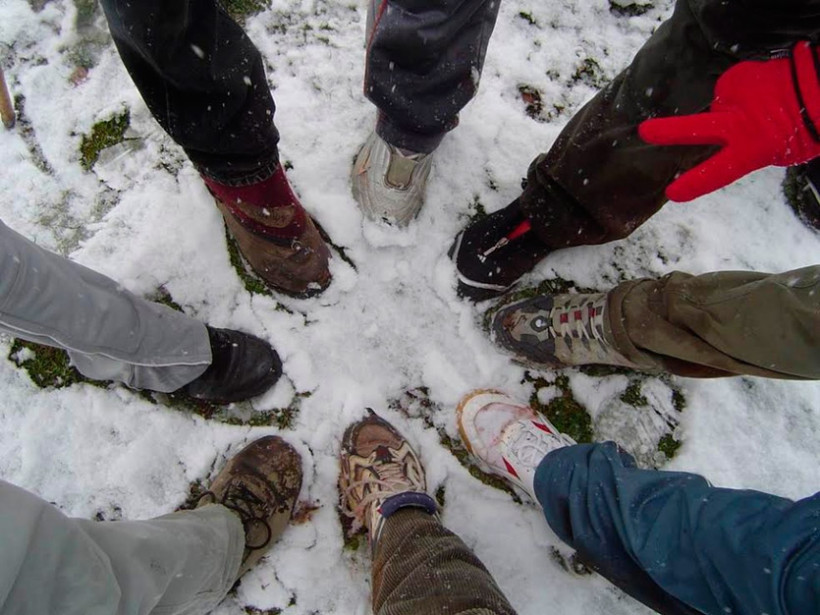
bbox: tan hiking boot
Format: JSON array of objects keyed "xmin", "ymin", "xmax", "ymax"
[
  {"xmin": 198, "ymin": 436, "xmax": 303, "ymax": 578},
  {"xmin": 204, "ymin": 165, "xmax": 331, "ymax": 297},
  {"xmin": 339, "ymin": 410, "xmax": 437, "ymax": 545}
]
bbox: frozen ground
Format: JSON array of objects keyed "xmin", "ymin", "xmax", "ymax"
[{"xmin": 1, "ymin": 0, "xmax": 819, "ymax": 613}]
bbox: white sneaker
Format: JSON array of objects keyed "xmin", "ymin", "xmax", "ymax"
[
  {"xmin": 456, "ymin": 389, "xmax": 574, "ymax": 501},
  {"xmin": 351, "ymin": 131, "xmax": 433, "ymax": 226}
]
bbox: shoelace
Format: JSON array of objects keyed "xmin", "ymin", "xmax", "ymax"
[
  {"xmin": 198, "ymin": 483, "xmax": 272, "ymax": 550},
  {"xmin": 550, "ymin": 298, "xmax": 607, "ymax": 344},
  {"xmin": 506, "ymin": 422, "xmax": 565, "ymax": 468},
  {"xmin": 345, "ymin": 458, "xmax": 423, "ymax": 522}
]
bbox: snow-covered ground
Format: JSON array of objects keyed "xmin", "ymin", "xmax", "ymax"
[{"xmin": 1, "ymin": 0, "xmax": 819, "ymax": 613}]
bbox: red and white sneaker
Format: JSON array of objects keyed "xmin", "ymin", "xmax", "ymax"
[{"xmin": 456, "ymin": 389, "xmax": 574, "ymax": 501}]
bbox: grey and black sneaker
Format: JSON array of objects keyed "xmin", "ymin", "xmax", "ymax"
[
  {"xmin": 197, "ymin": 436, "xmax": 303, "ymax": 579},
  {"xmin": 490, "ymin": 292, "xmax": 644, "ymax": 369},
  {"xmin": 339, "ymin": 410, "xmax": 437, "ymax": 546},
  {"xmin": 351, "ymin": 131, "xmax": 433, "ymax": 226},
  {"xmin": 449, "ymin": 199, "xmax": 551, "ymax": 302}
]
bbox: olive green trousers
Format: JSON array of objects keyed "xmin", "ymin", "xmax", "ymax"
[{"xmin": 607, "ymin": 266, "xmax": 820, "ymax": 379}]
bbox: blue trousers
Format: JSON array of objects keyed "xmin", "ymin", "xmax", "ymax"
[{"xmin": 535, "ymin": 443, "xmax": 820, "ymax": 615}]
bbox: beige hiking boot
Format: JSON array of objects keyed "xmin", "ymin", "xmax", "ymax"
[{"xmin": 198, "ymin": 436, "xmax": 303, "ymax": 579}]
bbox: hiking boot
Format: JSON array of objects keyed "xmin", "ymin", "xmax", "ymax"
[
  {"xmin": 490, "ymin": 292, "xmax": 644, "ymax": 369},
  {"xmin": 783, "ymin": 158, "xmax": 820, "ymax": 231},
  {"xmin": 203, "ymin": 165, "xmax": 331, "ymax": 297},
  {"xmin": 351, "ymin": 131, "xmax": 433, "ymax": 226},
  {"xmin": 197, "ymin": 436, "xmax": 303, "ymax": 579},
  {"xmin": 339, "ymin": 410, "xmax": 437, "ymax": 545},
  {"xmin": 449, "ymin": 199, "xmax": 551, "ymax": 301},
  {"xmin": 178, "ymin": 326, "xmax": 282, "ymax": 404},
  {"xmin": 456, "ymin": 389, "xmax": 573, "ymax": 501}
]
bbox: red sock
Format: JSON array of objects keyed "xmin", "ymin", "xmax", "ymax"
[{"xmin": 202, "ymin": 165, "xmax": 307, "ymax": 240}]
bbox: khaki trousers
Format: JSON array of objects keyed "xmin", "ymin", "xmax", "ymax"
[{"xmin": 607, "ymin": 267, "xmax": 820, "ymax": 379}]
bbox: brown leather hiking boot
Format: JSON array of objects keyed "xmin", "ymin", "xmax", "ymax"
[
  {"xmin": 204, "ymin": 165, "xmax": 332, "ymax": 297},
  {"xmin": 339, "ymin": 411, "xmax": 437, "ymax": 545},
  {"xmin": 197, "ymin": 436, "xmax": 303, "ymax": 579}
]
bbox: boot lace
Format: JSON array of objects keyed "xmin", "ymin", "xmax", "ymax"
[
  {"xmin": 198, "ymin": 483, "xmax": 272, "ymax": 550},
  {"xmin": 344, "ymin": 454, "xmax": 424, "ymax": 523},
  {"xmin": 548, "ymin": 295, "xmax": 608, "ymax": 344}
]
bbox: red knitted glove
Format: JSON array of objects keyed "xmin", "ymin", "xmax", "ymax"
[{"xmin": 639, "ymin": 42, "xmax": 820, "ymax": 202}]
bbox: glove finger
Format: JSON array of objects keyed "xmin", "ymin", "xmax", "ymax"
[
  {"xmin": 665, "ymin": 148, "xmax": 757, "ymax": 202},
  {"xmin": 639, "ymin": 113, "xmax": 731, "ymax": 147}
]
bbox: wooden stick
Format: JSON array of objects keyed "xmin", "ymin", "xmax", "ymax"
[{"xmin": 0, "ymin": 66, "xmax": 16, "ymax": 130}]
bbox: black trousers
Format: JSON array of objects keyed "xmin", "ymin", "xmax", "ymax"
[
  {"xmin": 521, "ymin": 0, "xmax": 820, "ymax": 248},
  {"xmin": 99, "ymin": 0, "xmax": 280, "ymax": 183}
]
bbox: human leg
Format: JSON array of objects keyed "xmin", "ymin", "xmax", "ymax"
[
  {"xmin": 451, "ymin": 0, "xmax": 820, "ymax": 299},
  {"xmin": 98, "ymin": 0, "xmax": 330, "ymax": 295},
  {"xmin": 457, "ymin": 390, "xmax": 820, "ymax": 615},
  {"xmin": 339, "ymin": 411, "xmax": 516, "ymax": 615},
  {"xmin": 0, "ymin": 220, "xmax": 281, "ymax": 399},
  {"xmin": 536, "ymin": 442, "xmax": 820, "ymax": 615},
  {"xmin": 352, "ymin": 0, "xmax": 500, "ymax": 225},
  {"xmin": 489, "ymin": 266, "xmax": 820, "ymax": 379},
  {"xmin": 0, "ymin": 436, "xmax": 302, "ymax": 615}
]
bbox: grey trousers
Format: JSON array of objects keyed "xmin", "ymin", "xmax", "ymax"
[
  {"xmin": 0, "ymin": 484, "xmax": 512, "ymax": 615},
  {"xmin": 0, "ymin": 220, "xmax": 211, "ymax": 392},
  {"xmin": 0, "ymin": 480, "xmax": 244, "ymax": 615},
  {"xmin": 608, "ymin": 266, "xmax": 820, "ymax": 379}
]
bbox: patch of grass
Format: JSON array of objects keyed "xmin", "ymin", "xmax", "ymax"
[
  {"xmin": 244, "ymin": 607, "xmax": 282, "ymax": 615},
  {"xmin": 671, "ymin": 386, "xmax": 687, "ymax": 413},
  {"xmin": 79, "ymin": 110, "xmax": 130, "ymax": 170},
  {"xmin": 525, "ymin": 372, "xmax": 593, "ymax": 443},
  {"xmin": 658, "ymin": 433, "xmax": 682, "ymax": 458},
  {"xmin": 147, "ymin": 287, "xmax": 184, "ymax": 312},
  {"xmin": 435, "ymin": 485, "xmax": 446, "ymax": 507},
  {"xmin": 609, "ymin": 0, "xmax": 654, "ymax": 17},
  {"xmin": 518, "ymin": 10, "xmax": 537, "ymax": 25},
  {"xmin": 8, "ymin": 339, "xmax": 99, "ymax": 389},
  {"xmin": 620, "ymin": 380, "xmax": 648, "ymax": 407},
  {"xmin": 225, "ymin": 229, "xmax": 278, "ymax": 298},
  {"xmin": 518, "ymin": 84, "xmax": 544, "ymax": 121},
  {"xmin": 572, "ymin": 57, "xmax": 605, "ymax": 88},
  {"xmin": 73, "ymin": 0, "xmax": 97, "ymax": 26},
  {"xmin": 222, "ymin": 0, "xmax": 271, "ymax": 22},
  {"xmin": 224, "ymin": 404, "xmax": 300, "ymax": 430}
]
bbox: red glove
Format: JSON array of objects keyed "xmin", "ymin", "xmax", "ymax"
[{"xmin": 639, "ymin": 42, "xmax": 820, "ymax": 202}]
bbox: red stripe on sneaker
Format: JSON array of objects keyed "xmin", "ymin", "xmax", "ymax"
[
  {"xmin": 560, "ymin": 313, "xmax": 569, "ymax": 324},
  {"xmin": 532, "ymin": 421, "xmax": 552, "ymax": 434},
  {"xmin": 573, "ymin": 310, "xmax": 582, "ymax": 320},
  {"xmin": 503, "ymin": 457, "xmax": 519, "ymax": 478}
]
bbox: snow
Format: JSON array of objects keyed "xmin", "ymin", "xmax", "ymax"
[{"xmin": 1, "ymin": 0, "xmax": 819, "ymax": 613}]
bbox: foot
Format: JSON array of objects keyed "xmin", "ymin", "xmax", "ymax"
[
  {"xmin": 203, "ymin": 165, "xmax": 332, "ymax": 297},
  {"xmin": 179, "ymin": 327, "xmax": 282, "ymax": 403},
  {"xmin": 197, "ymin": 436, "xmax": 303, "ymax": 579},
  {"xmin": 456, "ymin": 389, "xmax": 573, "ymax": 501},
  {"xmin": 449, "ymin": 199, "xmax": 551, "ymax": 301},
  {"xmin": 489, "ymin": 292, "xmax": 644, "ymax": 369},
  {"xmin": 339, "ymin": 410, "xmax": 437, "ymax": 545},
  {"xmin": 351, "ymin": 131, "xmax": 433, "ymax": 226}
]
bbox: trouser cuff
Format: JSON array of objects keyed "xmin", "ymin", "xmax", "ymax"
[{"xmin": 376, "ymin": 113, "xmax": 446, "ymax": 155}]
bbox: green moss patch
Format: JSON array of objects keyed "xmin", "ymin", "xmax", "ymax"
[
  {"xmin": 8, "ymin": 339, "xmax": 97, "ymax": 389},
  {"xmin": 80, "ymin": 110, "xmax": 130, "ymax": 170},
  {"xmin": 526, "ymin": 373, "xmax": 593, "ymax": 443}
]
